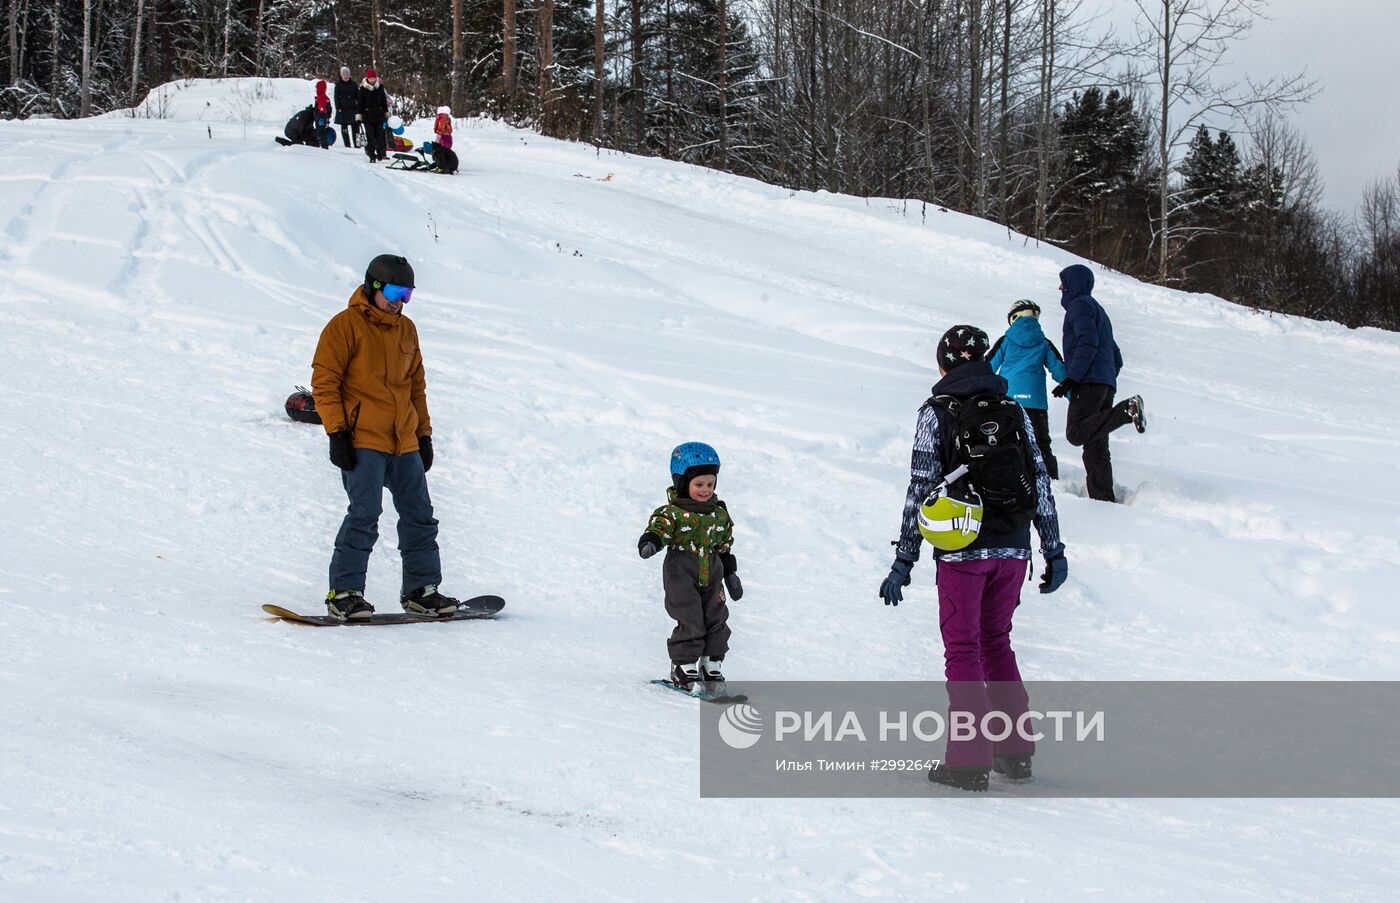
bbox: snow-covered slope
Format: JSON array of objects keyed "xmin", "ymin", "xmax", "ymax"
[{"xmin": 2, "ymin": 79, "xmax": 1398, "ymax": 901}]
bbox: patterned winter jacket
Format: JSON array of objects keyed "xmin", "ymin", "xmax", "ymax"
[
  {"xmin": 895, "ymin": 362, "xmax": 1061, "ymax": 563},
  {"xmin": 644, "ymin": 488, "xmax": 734, "ymax": 586}
]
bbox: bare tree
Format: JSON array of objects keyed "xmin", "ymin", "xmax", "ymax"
[
  {"xmin": 130, "ymin": 0, "xmax": 145, "ymax": 103},
  {"xmin": 718, "ymin": 0, "xmax": 728, "ymax": 169},
  {"xmin": 8, "ymin": 0, "xmax": 18, "ymax": 84},
  {"xmin": 1131, "ymin": 0, "xmax": 1316, "ymax": 281},
  {"xmin": 593, "ymin": 0, "xmax": 604, "ymax": 142},
  {"xmin": 539, "ymin": 0, "xmax": 555, "ymax": 127},
  {"xmin": 451, "ymin": 0, "xmax": 463, "ymax": 113},
  {"xmin": 79, "ymin": 0, "xmax": 90, "ymax": 115},
  {"xmin": 503, "ymin": 0, "xmax": 517, "ymax": 95}
]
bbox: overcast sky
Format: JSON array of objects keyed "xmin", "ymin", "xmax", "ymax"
[{"xmin": 1097, "ymin": 0, "xmax": 1399, "ymax": 213}]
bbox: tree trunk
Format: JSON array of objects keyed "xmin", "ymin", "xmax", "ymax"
[
  {"xmin": 79, "ymin": 0, "xmax": 91, "ymax": 115},
  {"xmin": 8, "ymin": 0, "xmax": 17, "ymax": 84},
  {"xmin": 46, "ymin": 0, "xmax": 56, "ymax": 103},
  {"xmin": 130, "ymin": 0, "xmax": 145, "ymax": 102},
  {"xmin": 919, "ymin": 0, "xmax": 935, "ymax": 204},
  {"xmin": 538, "ymin": 0, "xmax": 554, "ymax": 129},
  {"xmin": 968, "ymin": 0, "xmax": 982, "ymax": 215},
  {"xmin": 717, "ymin": 0, "xmax": 727, "ymax": 169},
  {"xmin": 819, "ymin": 0, "xmax": 833, "ymax": 191},
  {"xmin": 220, "ymin": 0, "xmax": 232, "ymax": 77},
  {"xmin": 664, "ymin": 0, "xmax": 673, "ymax": 157},
  {"xmin": 370, "ymin": 0, "xmax": 382, "ymax": 72},
  {"xmin": 631, "ymin": 0, "xmax": 643, "ymax": 149},
  {"xmin": 503, "ymin": 0, "xmax": 516, "ymax": 95},
  {"xmin": 1035, "ymin": 0, "xmax": 1054, "ymax": 240},
  {"xmin": 593, "ymin": 0, "xmax": 604, "ymax": 143},
  {"xmin": 451, "ymin": 0, "xmax": 463, "ymax": 113},
  {"xmin": 252, "ymin": 0, "xmax": 264, "ymax": 72},
  {"xmin": 1158, "ymin": 0, "xmax": 1172, "ymax": 281},
  {"xmin": 999, "ymin": 0, "xmax": 1013, "ymax": 224}
]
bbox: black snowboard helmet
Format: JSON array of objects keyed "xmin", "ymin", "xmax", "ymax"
[
  {"xmin": 1007, "ymin": 299, "xmax": 1041, "ymax": 324},
  {"xmin": 285, "ymin": 386, "xmax": 322, "ymax": 424},
  {"xmin": 364, "ymin": 254, "xmax": 415, "ymax": 297}
]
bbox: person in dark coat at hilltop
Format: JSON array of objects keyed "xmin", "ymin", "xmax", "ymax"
[
  {"xmin": 357, "ymin": 68, "xmax": 390, "ymax": 163},
  {"xmin": 333, "ymin": 66, "xmax": 361, "ymax": 148},
  {"xmin": 280, "ymin": 106, "xmax": 320, "ymax": 146},
  {"xmin": 1051, "ymin": 264, "xmax": 1147, "ymax": 503}
]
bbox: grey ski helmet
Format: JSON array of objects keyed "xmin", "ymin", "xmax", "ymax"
[
  {"xmin": 1007, "ymin": 299, "xmax": 1041, "ymax": 324},
  {"xmin": 364, "ymin": 254, "xmax": 414, "ymax": 296}
]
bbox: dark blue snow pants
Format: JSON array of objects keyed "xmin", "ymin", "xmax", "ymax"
[{"xmin": 328, "ymin": 449, "xmax": 441, "ymax": 596}]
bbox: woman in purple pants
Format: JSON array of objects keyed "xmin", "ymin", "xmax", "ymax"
[{"xmin": 878, "ymin": 324, "xmax": 1069, "ymax": 791}]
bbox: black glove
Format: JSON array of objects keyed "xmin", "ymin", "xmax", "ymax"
[
  {"xmin": 417, "ymin": 435, "xmax": 433, "ymax": 473},
  {"xmin": 1051, "ymin": 379, "xmax": 1080, "ymax": 399},
  {"xmin": 879, "ymin": 555, "xmax": 916, "ymax": 606},
  {"xmin": 328, "ymin": 430, "xmax": 356, "ymax": 471},
  {"xmin": 638, "ymin": 532, "xmax": 662, "ymax": 559},
  {"xmin": 724, "ymin": 572, "xmax": 743, "ymax": 601},
  {"xmin": 1039, "ymin": 542, "xmax": 1068, "ymax": 594}
]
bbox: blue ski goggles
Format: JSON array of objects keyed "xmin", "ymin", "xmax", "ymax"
[{"xmin": 381, "ymin": 283, "xmax": 414, "ymax": 303}]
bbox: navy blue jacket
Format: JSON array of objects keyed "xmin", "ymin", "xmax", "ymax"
[{"xmin": 1059, "ymin": 264, "xmax": 1123, "ymax": 388}]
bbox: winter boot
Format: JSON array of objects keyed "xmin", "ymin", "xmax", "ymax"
[
  {"xmin": 928, "ymin": 763, "xmax": 990, "ymax": 792},
  {"xmin": 326, "ymin": 590, "xmax": 374, "ymax": 621},
  {"xmin": 670, "ymin": 661, "xmax": 702, "ymax": 691},
  {"xmin": 700, "ymin": 656, "xmax": 728, "ymax": 694},
  {"xmin": 993, "ymin": 754, "xmax": 1033, "ymax": 781},
  {"xmin": 1124, "ymin": 395, "xmax": 1148, "ymax": 434},
  {"xmin": 400, "ymin": 585, "xmax": 460, "ymax": 616}
]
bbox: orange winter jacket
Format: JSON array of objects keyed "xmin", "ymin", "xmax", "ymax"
[{"xmin": 311, "ymin": 288, "xmax": 431, "ymax": 455}]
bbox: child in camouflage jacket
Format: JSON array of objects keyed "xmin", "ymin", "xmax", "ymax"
[{"xmin": 637, "ymin": 442, "xmax": 743, "ymax": 690}]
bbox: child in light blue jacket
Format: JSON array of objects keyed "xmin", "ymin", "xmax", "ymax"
[{"xmin": 988, "ymin": 300, "xmax": 1066, "ymax": 479}]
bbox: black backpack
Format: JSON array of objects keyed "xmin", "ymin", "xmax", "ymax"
[{"xmin": 934, "ymin": 392, "xmax": 1038, "ymax": 533}]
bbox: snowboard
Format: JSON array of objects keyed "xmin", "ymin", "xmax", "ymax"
[
  {"xmin": 650, "ymin": 678, "xmax": 748, "ymax": 704},
  {"xmin": 262, "ymin": 595, "xmax": 504, "ymax": 626}
]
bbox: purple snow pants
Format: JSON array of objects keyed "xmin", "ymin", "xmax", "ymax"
[{"xmin": 936, "ymin": 557, "xmax": 1035, "ymax": 768}]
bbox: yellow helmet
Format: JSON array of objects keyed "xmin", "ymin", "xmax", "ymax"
[{"xmin": 917, "ymin": 481, "xmax": 984, "ymax": 551}]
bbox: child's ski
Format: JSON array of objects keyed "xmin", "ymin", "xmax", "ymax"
[{"xmin": 650, "ymin": 678, "xmax": 748, "ymax": 704}]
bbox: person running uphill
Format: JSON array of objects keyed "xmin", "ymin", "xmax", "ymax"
[
  {"xmin": 638, "ymin": 443, "xmax": 744, "ymax": 691},
  {"xmin": 1052, "ymin": 264, "xmax": 1147, "ymax": 503},
  {"xmin": 310, "ymin": 254, "xmax": 462, "ymax": 620}
]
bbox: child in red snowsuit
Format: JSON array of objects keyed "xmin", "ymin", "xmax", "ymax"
[
  {"xmin": 313, "ymin": 80, "xmax": 333, "ymax": 149},
  {"xmin": 433, "ymin": 106, "xmax": 453, "ymax": 151}
]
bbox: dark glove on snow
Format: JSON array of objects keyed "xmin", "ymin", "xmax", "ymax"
[
  {"xmin": 328, "ymin": 430, "xmax": 356, "ymax": 471},
  {"xmin": 1039, "ymin": 543, "xmax": 1068, "ymax": 594},
  {"xmin": 638, "ymin": 532, "xmax": 663, "ymax": 559},
  {"xmin": 879, "ymin": 556, "xmax": 916, "ymax": 606},
  {"xmin": 417, "ymin": 435, "xmax": 433, "ymax": 473},
  {"xmin": 1051, "ymin": 379, "xmax": 1080, "ymax": 399}
]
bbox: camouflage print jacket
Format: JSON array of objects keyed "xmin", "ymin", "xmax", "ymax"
[{"xmin": 644, "ymin": 488, "xmax": 734, "ymax": 586}]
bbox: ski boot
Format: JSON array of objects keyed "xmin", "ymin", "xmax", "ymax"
[
  {"xmin": 700, "ymin": 656, "xmax": 728, "ymax": 695},
  {"xmin": 1124, "ymin": 395, "xmax": 1148, "ymax": 433},
  {"xmin": 670, "ymin": 661, "xmax": 702, "ymax": 692},
  {"xmin": 326, "ymin": 590, "xmax": 374, "ymax": 621},
  {"xmin": 928, "ymin": 763, "xmax": 990, "ymax": 792},
  {"xmin": 993, "ymin": 754, "xmax": 1033, "ymax": 781},
  {"xmin": 401, "ymin": 585, "xmax": 460, "ymax": 616}
]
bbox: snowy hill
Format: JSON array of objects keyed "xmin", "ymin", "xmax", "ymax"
[{"xmin": 2, "ymin": 78, "xmax": 1398, "ymax": 900}]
